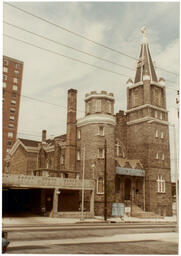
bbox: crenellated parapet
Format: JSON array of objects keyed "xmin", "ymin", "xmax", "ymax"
[
  {"xmin": 84, "ymin": 91, "xmax": 115, "ymax": 116},
  {"xmin": 85, "ymin": 90, "xmax": 114, "ymax": 101}
]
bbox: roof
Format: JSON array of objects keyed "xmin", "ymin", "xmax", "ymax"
[
  {"xmin": 3, "ymin": 55, "xmax": 24, "ymax": 64},
  {"xmin": 134, "ymin": 40, "xmax": 158, "ymax": 83},
  {"xmin": 19, "ymin": 138, "xmax": 40, "ymax": 147},
  {"xmin": 18, "ymin": 134, "xmax": 66, "ymax": 148},
  {"xmin": 54, "ymin": 134, "xmax": 66, "ymax": 141}
]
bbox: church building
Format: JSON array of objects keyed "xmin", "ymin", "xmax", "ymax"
[{"xmin": 5, "ymin": 29, "xmax": 172, "ymax": 217}]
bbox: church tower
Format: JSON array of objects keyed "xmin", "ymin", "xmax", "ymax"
[
  {"xmin": 126, "ymin": 27, "xmax": 172, "ymax": 215},
  {"xmin": 77, "ymin": 91, "xmax": 116, "ymax": 216}
]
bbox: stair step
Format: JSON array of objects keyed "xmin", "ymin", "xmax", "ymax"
[{"xmin": 131, "ymin": 204, "xmax": 163, "ymax": 219}]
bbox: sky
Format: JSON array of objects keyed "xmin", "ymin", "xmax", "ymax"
[{"xmin": 2, "ymin": 1, "xmax": 180, "ymax": 180}]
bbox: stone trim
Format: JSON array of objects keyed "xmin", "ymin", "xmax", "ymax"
[
  {"xmin": 126, "ymin": 104, "xmax": 168, "ymax": 113},
  {"xmin": 128, "ymin": 82, "xmax": 143, "ymax": 89},
  {"xmin": 85, "ymin": 94, "xmax": 114, "ymax": 102},
  {"xmin": 127, "ymin": 117, "xmax": 169, "ymax": 126},
  {"xmin": 77, "ymin": 114, "xmax": 116, "ymax": 127},
  {"xmin": 127, "ymin": 81, "xmax": 165, "ymax": 90}
]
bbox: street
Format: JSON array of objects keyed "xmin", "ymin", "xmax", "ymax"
[{"xmin": 4, "ymin": 223, "xmax": 178, "ymax": 254}]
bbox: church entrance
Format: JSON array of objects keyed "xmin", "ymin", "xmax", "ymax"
[{"xmin": 124, "ymin": 178, "xmax": 132, "ymax": 200}]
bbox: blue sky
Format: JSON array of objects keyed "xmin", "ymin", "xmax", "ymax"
[{"xmin": 3, "ymin": 1, "xmax": 180, "ymax": 179}]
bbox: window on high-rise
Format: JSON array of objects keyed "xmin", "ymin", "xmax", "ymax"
[
  {"xmin": 7, "ymin": 140, "xmax": 12, "ymax": 146},
  {"xmin": 13, "ymin": 77, "xmax": 18, "ymax": 83},
  {"xmin": 10, "ymin": 108, "xmax": 16, "ymax": 113},
  {"xmin": 8, "ymin": 132, "xmax": 13, "ymax": 138},
  {"xmin": 9, "ymin": 116, "xmax": 15, "ymax": 121},
  {"xmin": 11, "ymin": 93, "xmax": 16, "ymax": 98},
  {"xmin": 8, "ymin": 123, "xmax": 15, "ymax": 128},
  {"xmin": 11, "ymin": 100, "xmax": 16, "ymax": 105},
  {"xmin": 15, "ymin": 63, "xmax": 20, "ymax": 69},
  {"xmin": 14, "ymin": 70, "xmax": 19, "ymax": 76},
  {"xmin": 3, "ymin": 67, "xmax": 8, "ymax": 73},
  {"xmin": 12, "ymin": 85, "xmax": 18, "ymax": 91},
  {"xmin": 3, "ymin": 82, "xmax": 6, "ymax": 88},
  {"xmin": 3, "ymin": 75, "xmax": 7, "ymax": 81},
  {"xmin": 3, "ymin": 60, "xmax": 9, "ymax": 66}
]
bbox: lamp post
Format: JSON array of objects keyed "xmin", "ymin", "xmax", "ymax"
[
  {"xmin": 169, "ymin": 123, "xmax": 179, "ymax": 232},
  {"xmin": 80, "ymin": 145, "xmax": 85, "ymax": 222},
  {"xmin": 91, "ymin": 163, "xmax": 95, "ymax": 180},
  {"xmin": 104, "ymin": 139, "xmax": 107, "ymax": 221}
]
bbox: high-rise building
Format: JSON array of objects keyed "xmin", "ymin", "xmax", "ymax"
[{"xmin": 2, "ymin": 56, "xmax": 24, "ymax": 172}]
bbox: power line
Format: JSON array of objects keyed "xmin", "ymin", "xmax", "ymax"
[
  {"xmin": 3, "ymin": 34, "xmax": 178, "ymax": 86},
  {"xmin": 3, "ymin": 87, "xmax": 85, "ymax": 114},
  {"xmin": 4, "ymin": 21, "xmax": 135, "ymax": 72},
  {"xmin": 156, "ymin": 66, "xmax": 178, "ymax": 76},
  {"xmin": 4, "ymin": 34, "xmax": 131, "ymax": 79},
  {"xmin": 4, "ymin": 2, "xmax": 178, "ymax": 77},
  {"xmin": 4, "ymin": 3, "xmax": 137, "ymax": 61}
]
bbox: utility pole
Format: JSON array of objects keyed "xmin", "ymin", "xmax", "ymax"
[
  {"xmin": 104, "ymin": 139, "xmax": 107, "ymax": 221},
  {"xmin": 80, "ymin": 145, "xmax": 85, "ymax": 222},
  {"xmin": 172, "ymin": 123, "xmax": 179, "ymax": 232}
]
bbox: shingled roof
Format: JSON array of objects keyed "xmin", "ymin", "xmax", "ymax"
[
  {"xmin": 19, "ymin": 138, "xmax": 40, "ymax": 147},
  {"xmin": 19, "ymin": 134, "xmax": 66, "ymax": 148}
]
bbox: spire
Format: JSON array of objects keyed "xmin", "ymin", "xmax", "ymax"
[{"xmin": 134, "ymin": 27, "xmax": 158, "ymax": 84}]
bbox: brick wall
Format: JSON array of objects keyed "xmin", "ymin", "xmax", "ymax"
[{"xmin": 9, "ymin": 145, "xmax": 28, "ymax": 174}]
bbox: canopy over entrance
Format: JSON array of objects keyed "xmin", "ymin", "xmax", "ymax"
[{"xmin": 116, "ymin": 167, "xmax": 145, "ymax": 177}]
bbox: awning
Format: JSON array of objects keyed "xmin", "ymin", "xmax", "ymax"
[{"xmin": 116, "ymin": 167, "xmax": 145, "ymax": 177}]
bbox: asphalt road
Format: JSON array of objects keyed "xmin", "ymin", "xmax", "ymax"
[{"xmin": 5, "ymin": 223, "xmax": 178, "ymax": 254}]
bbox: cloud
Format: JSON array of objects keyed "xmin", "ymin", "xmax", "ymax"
[{"xmin": 3, "ymin": 2, "xmax": 179, "ymax": 139}]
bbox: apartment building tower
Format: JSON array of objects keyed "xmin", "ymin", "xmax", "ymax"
[{"xmin": 2, "ymin": 56, "xmax": 24, "ymax": 172}]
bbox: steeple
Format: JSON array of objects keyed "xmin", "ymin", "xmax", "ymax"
[{"xmin": 134, "ymin": 27, "xmax": 158, "ymax": 83}]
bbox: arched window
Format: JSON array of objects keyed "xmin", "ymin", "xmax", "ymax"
[
  {"xmin": 97, "ymin": 177, "xmax": 104, "ymax": 194},
  {"xmin": 60, "ymin": 155, "xmax": 64, "ymax": 165},
  {"xmin": 157, "ymin": 176, "xmax": 165, "ymax": 193},
  {"xmin": 155, "ymin": 130, "xmax": 158, "ymax": 138}
]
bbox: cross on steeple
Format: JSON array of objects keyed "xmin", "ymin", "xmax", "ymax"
[{"xmin": 140, "ymin": 26, "xmax": 148, "ymax": 44}]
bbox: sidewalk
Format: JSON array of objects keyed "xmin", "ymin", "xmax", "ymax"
[{"xmin": 2, "ymin": 215, "xmax": 177, "ymax": 226}]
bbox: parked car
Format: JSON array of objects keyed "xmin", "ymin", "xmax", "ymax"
[{"xmin": 2, "ymin": 232, "xmax": 9, "ymax": 253}]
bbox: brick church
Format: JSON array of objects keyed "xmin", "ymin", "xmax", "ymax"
[{"xmin": 5, "ymin": 30, "xmax": 172, "ymax": 217}]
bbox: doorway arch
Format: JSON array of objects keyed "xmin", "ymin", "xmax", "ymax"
[{"xmin": 124, "ymin": 178, "xmax": 131, "ymax": 200}]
